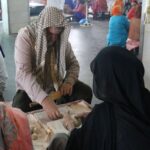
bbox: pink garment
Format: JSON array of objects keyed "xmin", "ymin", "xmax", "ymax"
[
  {"xmin": 92, "ymin": 0, "xmax": 108, "ymax": 14},
  {"xmin": 73, "ymin": 3, "xmax": 86, "ymax": 16},
  {"xmin": 15, "ymin": 28, "xmax": 48, "ymax": 104},
  {"xmin": 0, "ymin": 102, "xmax": 33, "ymax": 150},
  {"xmin": 127, "ymin": 7, "xmax": 136, "ymax": 20},
  {"xmin": 126, "ymin": 38, "xmax": 140, "ymax": 51}
]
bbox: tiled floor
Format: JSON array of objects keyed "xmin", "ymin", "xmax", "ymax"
[{"xmin": 0, "ymin": 19, "xmax": 109, "ymax": 105}]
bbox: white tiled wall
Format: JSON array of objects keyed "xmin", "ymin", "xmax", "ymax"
[{"xmin": 47, "ymin": 0, "xmax": 65, "ymax": 10}]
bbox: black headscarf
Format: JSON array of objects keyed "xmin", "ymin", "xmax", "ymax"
[
  {"xmin": 66, "ymin": 46, "xmax": 150, "ymax": 150},
  {"xmin": 91, "ymin": 46, "xmax": 150, "ymax": 149}
]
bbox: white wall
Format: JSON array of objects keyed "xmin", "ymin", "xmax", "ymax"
[
  {"xmin": 47, "ymin": 0, "xmax": 65, "ymax": 10},
  {"xmin": 1, "ymin": 0, "xmax": 29, "ymax": 34},
  {"xmin": 142, "ymin": 0, "xmax": 150, "ymax": 90},
  {"xmin": 143, "ymin": 25, "xmax": 150, "ymax": 90},
  {"xmin": 1, "ymin": 0, "xmax": 9, "ymax": 34}
]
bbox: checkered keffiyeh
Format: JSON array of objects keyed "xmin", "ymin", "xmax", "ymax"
[
  {"xmin": 27, "ymin": 7, "xmax": 71, "ymax": 89},
  {"xmin": 28, "ymin": 6, "xmax": 70, "ymax": 74}
]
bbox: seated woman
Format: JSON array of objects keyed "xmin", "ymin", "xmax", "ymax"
[
  {"xmin": 72, "ymin": 0, "xmax": 86, "ymax": 22},
  {"xmin": 107, "ymin": 5, "xmax": 129, "ymax": 47},
  {"xmin": 0, "ymin": 102, "xmax": 33, "ymax": 150},
  {"xmin": 91, "ymin": 0, "xmax": 108, "ymax": 20},
  {"xmin": 48, "ymin": 46, "xmax": 150, "ymax": 150},
  {"xmin": 126, "ymin": 4, "xmax": 141, "ymax": 55},
  {"xmin": 64, "ymin": 0, "xmax": 76, "ymax": 14}
]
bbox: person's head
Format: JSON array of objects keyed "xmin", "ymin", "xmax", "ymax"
[
  {"xmin": 36, "ymin": 6, "xmax": 69, "ymax": 43},
  {"xmin": 90, "ymin": 46, "xmax": 148, "ymax": 114},
  {"xmin": 111, "ymin": 5, "xmax": 123, "ymax": 16},
  {"xmin": 47, "ymin": 27, "xmax": 64, "ymax": 43},
  {"xmin": 131, "ymin": 0, "xmax": 138, "ymax": 7},
  {"xmin": 134, "ymin": 4, "xmax": 142, "ymax": 18},
  {"xmin": 32, "ymin": 6, "xmax": 70, "ymax": 67}
]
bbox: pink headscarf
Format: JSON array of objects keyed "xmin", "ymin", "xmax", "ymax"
[{"xmin": 0, "ymin": 102, "xmax": 33, "ymax": 150}]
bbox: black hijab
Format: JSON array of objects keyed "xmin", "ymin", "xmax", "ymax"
[
  {"xmin": 91, "ymin": 46, "xmax": 150, "ymax": 149},
  {"xmin": 66, "ymin": 46, "xmax": 150, "ymax": 150}
]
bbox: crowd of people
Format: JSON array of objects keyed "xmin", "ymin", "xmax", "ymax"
[
  {"xmin": 1, "ymin": 1, "xmax": 150, "ymax": 150},
  {"xmin": 107, "ymin": 0, "xmax": 142, "ymax": 55}
]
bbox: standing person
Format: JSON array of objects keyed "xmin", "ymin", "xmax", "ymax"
[
  {"xmin": 112, "ymin": 0, "xmax": 124, "ymax": 10},
  {"xmin": 13, "ymin": 7, "xmax": 92, "ymax": 120},
  {"xmin": 107, "ymin": 5, "xmax": 129, "ymax": 47},
  {"xmin": 0, "ymin": 46, "xmax": 8, "ymax": 101},
  {"xmin": 126, "ymin": 4, "xmax": 141, "ymax": 55},
  {"xmin": 48, "ymin": 46, "xmax": 150, "ymax": 150}
]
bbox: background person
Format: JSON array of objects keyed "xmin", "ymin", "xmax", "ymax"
[
  {"xmin": 107, "ymin": 5, "xmax": 129, "ymax": 47},
  {"xmin": 126, "ymin": 4, "xmax": 142, "ymax": 55},
  {"xmin": 91, "ymin": 0, "xmax": 108, "ymax": 20},
  {"xmin": 127, "ymin": 0, "xmax": 138, "ymax": 20},
  {"xmin": 72, "ymin": 0, "xmax": 86, "ymax": 22}
]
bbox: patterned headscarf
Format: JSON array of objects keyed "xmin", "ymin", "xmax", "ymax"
[
  {"xmin": 28, "ymin": 7, "xmax": 70, "ymax": 75},
  {"xmin": 0, "ymin": 102, "xmax": 33, "ymax": 150}
]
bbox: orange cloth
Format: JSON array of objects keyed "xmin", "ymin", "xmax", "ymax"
[
  {"xmin": 113, "ymin": 0, "xmax": 124, "ymax": 9},
  {"xmin": 111, "ymin": 5, "xmax": 122, "ymax": 16},
  {"xmin": 0, "ymin": 102, "xmax": 33, "ymax": 150}
]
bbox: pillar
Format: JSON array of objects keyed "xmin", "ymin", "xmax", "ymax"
[{"xmin": 1, "ymin": 0, "xmax": 29, "ymax": 34}]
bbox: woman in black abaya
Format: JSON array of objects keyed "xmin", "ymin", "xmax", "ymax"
[{"xmin": 65, "ymin": 46, "xmax": 150, "ymax": 150}]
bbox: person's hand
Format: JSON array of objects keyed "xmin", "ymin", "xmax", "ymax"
[
  {"xmin": 59, "ymin": 83, "xmax": 73, "ymax": 96},
  {"xmin": 63, "ymin": 113, "xmax": 76, "ymax": 131},
  {"xmin": 41, "ymin": 97, "xmax": 62, "ymax": 120}
]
